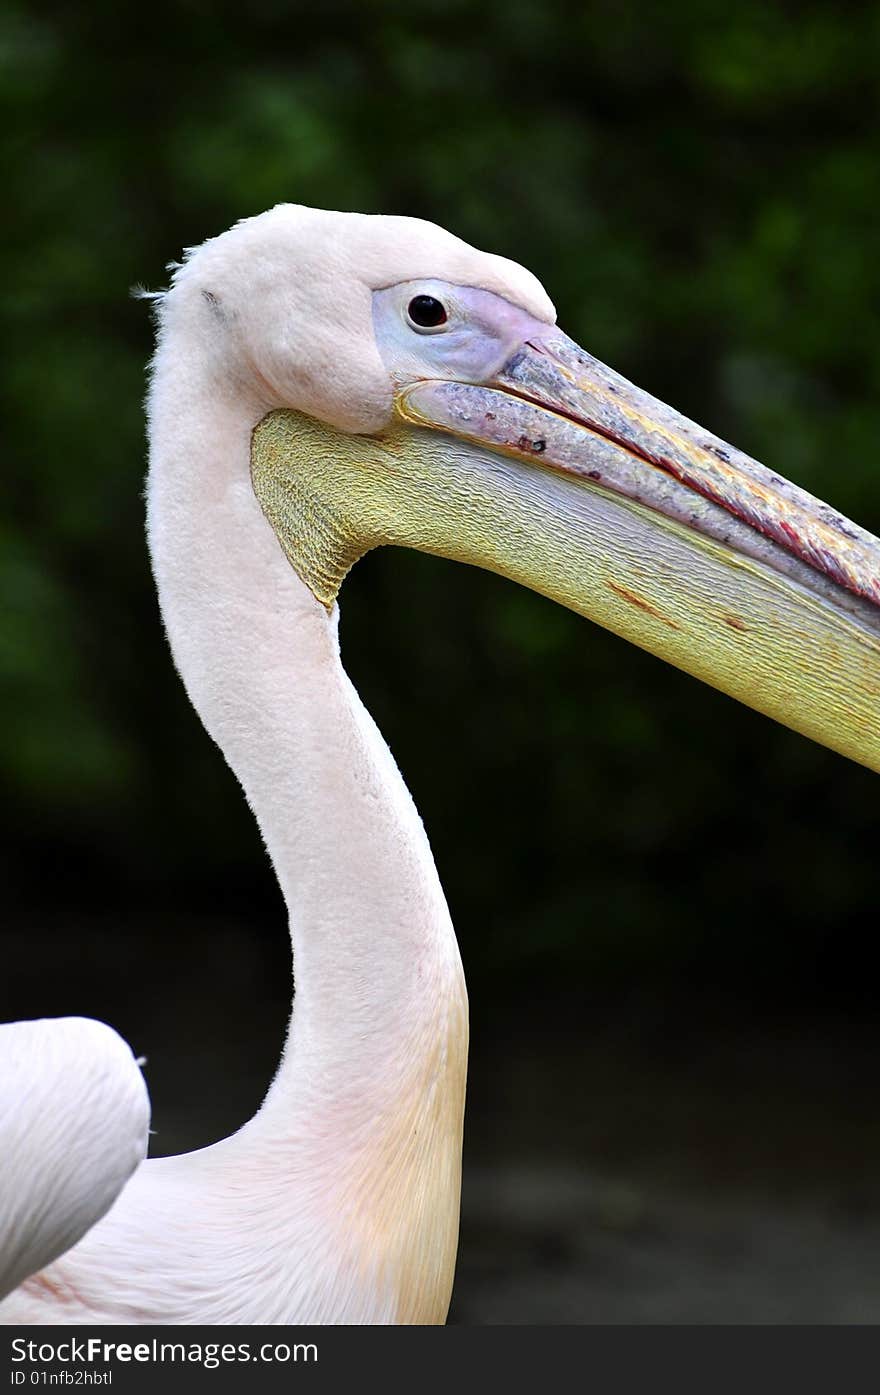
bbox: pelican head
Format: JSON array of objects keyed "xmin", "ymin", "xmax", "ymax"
[{"xmin": 166, "ymin": 204, "xmax": 880, "ymax": 772}]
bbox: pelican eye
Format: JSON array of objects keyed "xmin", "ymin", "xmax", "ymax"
[{"xmin": 406, "ymin": 295, "xmax": 448, "ymax": 333}]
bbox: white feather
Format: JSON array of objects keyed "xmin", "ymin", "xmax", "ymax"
[{"xmin": 0, "ymin": 1018, "xmax": 149, "ymax": 1300}]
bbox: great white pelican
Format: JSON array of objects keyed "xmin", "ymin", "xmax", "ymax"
[{"xmin": 1, "ymin": 205, "xmax": 878, "ymax": 1324}]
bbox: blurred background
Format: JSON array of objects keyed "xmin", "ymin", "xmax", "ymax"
[{"xmin": 4, "ymin": 0, "xmax": 880, "ymax": 1322}]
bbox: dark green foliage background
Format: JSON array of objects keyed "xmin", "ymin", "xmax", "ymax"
[{"xmin": 4, "ymin": 0, "xmax": 879, "ymax": 1010}]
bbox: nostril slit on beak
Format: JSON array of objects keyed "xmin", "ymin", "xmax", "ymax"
[{"xmin": 516, "ymin": 434, "xmax": 547, "ymax": 455}]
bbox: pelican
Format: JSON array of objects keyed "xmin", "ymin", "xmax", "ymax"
[{"xmin": 2, "ymin": 204, "xmax": 878, "ymax": 1325}]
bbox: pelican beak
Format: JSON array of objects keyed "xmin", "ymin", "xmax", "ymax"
[{"xmin": 394, "ymin": 331, "xmax": 880, "ymax": 774}]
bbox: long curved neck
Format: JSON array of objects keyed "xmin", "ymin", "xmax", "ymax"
[{"xmin": 145, "ymin": 322, "xmax": 467, "ymax": 1149}]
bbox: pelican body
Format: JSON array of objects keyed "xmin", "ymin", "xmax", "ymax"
[{"xmin": 2, "ymin": 205, "xmax": 878, "ymax": 1324}]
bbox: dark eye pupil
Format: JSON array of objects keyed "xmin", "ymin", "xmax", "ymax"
[{"xmin": 408, "ymin": 294, "xmax": 447, "ymax": 328}]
